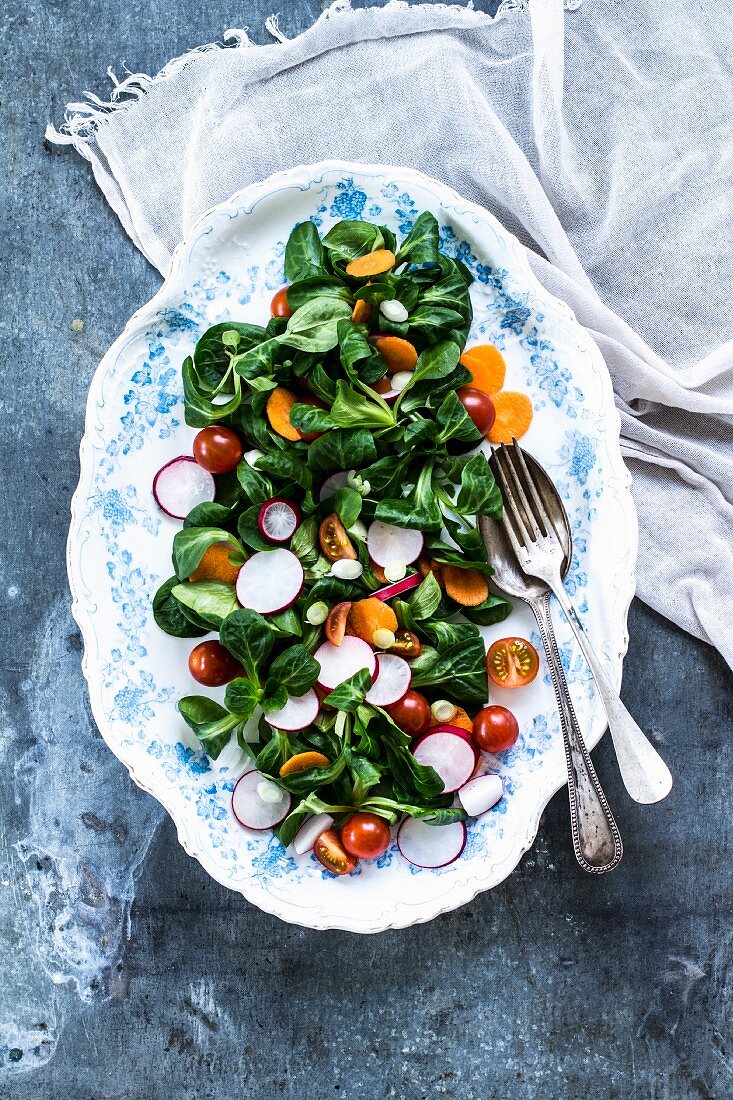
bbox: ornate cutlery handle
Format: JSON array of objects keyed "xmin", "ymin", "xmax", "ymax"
[
  {"xmin": 551, "ymin": 586, "xmax": 673, "ymax": 805},
  {"xmin": 531, "ymin": 593, "xmax": 623, "ymax": 874}
]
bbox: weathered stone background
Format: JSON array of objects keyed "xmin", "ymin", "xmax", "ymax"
[{"xmin": 1, "ymin": 2, "xmax": 731, "ymax": 1096}]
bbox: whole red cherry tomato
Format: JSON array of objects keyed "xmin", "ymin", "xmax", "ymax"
[
  {"xmin": 341, "ymin": 813, "xmax": 391, "ymax": 860},
  {"xmin": 386, "ymin": 690, "xmax": 431, "ymax": 737},
  {"xmin": 188, "ymin": 641, "xmax": 243, "ymax": 687},
  {"xmin": 473, "ymin": 705, "xmax": 520, "ymax": 753},
  {"xmin": 457, "ymin": 386, "xmax": 496, "ymax": 436},
  {"xmin": 270, "ymin": 286, "xmax": 294, "ymax": 318},
  {"xmin": 193, "ymin": 426, "xmax": 242, "ymax": 474}
]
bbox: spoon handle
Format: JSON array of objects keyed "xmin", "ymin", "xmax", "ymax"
[
  {"xmin": 550, "ymin": 585, "xmax": 673, "ymax": 805},
  {"xmin": 531, "ymin": 594, "xmax": 623, "ymax": 874}
]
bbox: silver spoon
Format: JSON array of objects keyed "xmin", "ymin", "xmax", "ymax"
[{"xmin": 479, "ymin": 451, "xmax": 623, "ymax": 874}]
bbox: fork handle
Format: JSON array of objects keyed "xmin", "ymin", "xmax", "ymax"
[
  {"xmin": 550, "ymin": 585, "xmax": 673, "ymax": 805},
  {"xmin": 531, "ymin": 594, "xmax": 623, "ymax": 874}
]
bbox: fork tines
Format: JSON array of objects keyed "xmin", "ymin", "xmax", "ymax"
[{"xmin": 490, "ymin": 439, "xmax": 560, "ymax": 551}]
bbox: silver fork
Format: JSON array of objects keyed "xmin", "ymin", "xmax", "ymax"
[
  {"xmin": 484, "ymin": 449, "xmax": 622, "ymax": 873},
  {"xmin": 494, "ymin": 440, "xmax": 673, "ymax": 805}
]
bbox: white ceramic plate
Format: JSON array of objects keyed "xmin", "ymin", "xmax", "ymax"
[{"xmin": 68, "ymin": 162, "xmax": 637, "ymax": 932}]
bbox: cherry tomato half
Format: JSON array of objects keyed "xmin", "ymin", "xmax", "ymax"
[
  {"xmin": 188, "ymin": 641, "xmax": 243, "ymax": 687},
  {"xmin": 270, "ymin": 286, "xmax": 294, "ymax": 318},
  {"xmin": 319, "ymin": 513, "xmax": 357, "ymax": 562},
  {"xmin": 193, "ymin": 426, "xmax": 243, "ymax": 474},
  {"xmin": 313, "ymin": 829, "xmax": 358, "ymax": 876},
  {"xmin": 385, "ymin": 689, "xmax": 431, "ymax": 737},
  {"xmin": 457, "ymin": 387, "xmax": 496, "ymax": 436},
  {"xmin": 341, "ymin": 813, "xmax": 391, "ymax": 860},
  {"xmin": 325, "ymin": 601, "xmax": 352, "ymax": 646},
  {"xmin": 388, "ymin": 629, "xmax": 422, "ymax": 660},
  {"xmin": 486, "ymin": 637, "xmax": 539, "ymax": 689},
  {"xmin": 473, "ymin": 705, "xmax": 520, "ymax": 753}
]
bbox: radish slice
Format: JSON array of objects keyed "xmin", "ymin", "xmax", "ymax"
[
  {"xmin": 258, "ymin": 497, "xmax": 301, "ymax": 543},
  {"xmin": 397, "ymin": 817, "xmax": 467, "ymax": 869},
  {"xmin": 153, "ymin": 456, "xmax": 215, "ymax": 520},
  {"xmin": 267, "ymin": 688, "xmax": 320, "ymax": 731},
  {"xmin": 458, "ymin": 774, "xmax": 503, "ymax": 817},
  {"xmin": 372, "ymin": 573, "xmax": 421, "ymax": 602},
  {"xmin": 236, "ymin": 548, "xmax": 304, "ymax": 614},
  {"xmin": 390, "ymin": 371, "xmax": 413, "ymax": 393},
  {"xmin": 293, "ymin": 813, "xmax": 334, "ymax": 856},
  {"xmin": 314, "ymin": 636, "xmax": 376, "ymax": 691},
  {"xmin": 412, "ymin": 728, "xmax": 478, "ymax": 793},
  {"xmin": 428, "ymin": 723, "xmax": 478, "ymax": 745},
  {"xmin": 366, "ymin": 654, "xmax": 412, "ymax": 707},
  {"xmin": 231, "ymin": 770, "xmax": 291, "ymax": 830},
  {"xmin": 319, "ymin": 470, "xmax": 350, "ymax": 502},
  {"xmin": 367, "ymin": 521, "xmax": 424, "ymax": 567}
]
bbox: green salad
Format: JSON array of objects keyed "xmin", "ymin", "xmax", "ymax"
[{"xmin": 152, "ymin": 211, "xmax": 526, "ymax": 875}]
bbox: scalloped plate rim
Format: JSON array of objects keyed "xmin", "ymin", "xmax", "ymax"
[{"xmin": 67, "ymin": 160, "xmax": 638, "ymax": 932}]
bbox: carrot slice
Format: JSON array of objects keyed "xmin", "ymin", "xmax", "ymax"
[
  {"xmin": 429, "ymin": 705, "xmax": 473, "ymax": 733},
  {"xmin": 266, "ymin": 387, "xmax": 301, "ymax": 442},
  {"xmin": 351, "ymin": 298, "xmax": 371, "ymax": 324},
  {"xmin": 451, "ymin": 707, "xmax": 474, "ymax": 733},
  {"xmin": 279, "ymin": 751, "xmax": 331, "ymax": 777},
  {"xmin": 487, "ymin": 391, "xmax": 533, "ymax": 444},
  {"xmin": 369, "ymin": 557, "xmax": 389, "ymax": 583},
  {"xmin": 443, "ymin": 566, "xmax": 489, "ymax": 608},
  {"xmin": 347, "ymin": 598, "xmax": 397, "ymax": 644},
  {"xmin": 189, "ymin": 542, "xmax": 241, "ymax": 585},
  {"xmin": 460, "ymin": 345, "xmax": 506, "ymax": 396},
  {"xmin": 345, "ymin": 249, "xmax": 396, "ymax": 278},
  {"xmin": 374, "ymin": 336, "xmax": 419, "ymax": 373},
  {"xmin": 417, "ymin": 555, "xmax": 444, "ymax": 586}
]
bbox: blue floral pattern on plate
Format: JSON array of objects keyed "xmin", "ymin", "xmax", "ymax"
[{"xmin": 67, "ymin": 163, "xmax": 637, "ymax": 932}]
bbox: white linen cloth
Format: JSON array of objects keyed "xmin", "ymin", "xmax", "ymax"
[{"xmin": 48, "ymin": 0, "xmax": 733, "ymax": 670}]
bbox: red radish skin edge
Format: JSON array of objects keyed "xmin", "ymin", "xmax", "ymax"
[
  {"xmin": 231, "ymin": 770, "xmax": 291, "ymax": 831},
  {"xmin": 314, "ymin": 636, "xmax": 377, "ymax": 691},
  {"xmin": 152, "ymin": 456, "xmax": 215, "ymax": 520},
  {"xmin": 267, "ymin": 688, "xmax": 320, "ymax": 732},
  {"xmin": 365, "ymin": 654, "xmax": 412, "ymax": 707},
  {"xmin": 372, "ymin": 573, "xmax": 421, "ymax": 602},
  {"xmin": 397, "ymin": 818, "xmax": 467, "ymax": 869},
  {"xmin": 423, "ymin": 723, "xmax": 479, "ymax": 751},
  {"xmin": 458, "ymin": 774, "xmax": 504, "ymax": 817},
  {"xmin": 235, "ymin": 548, "xmax": 304, "ymax": 615},
  {"xmin": 257, "ymin": 497, "xmax": 301, "ymax": 543},
  {"xmin": 412, "ymin": 728, "xmax": 478, "ymax": 794}
]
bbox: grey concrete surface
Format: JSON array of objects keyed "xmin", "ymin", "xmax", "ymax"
[{"xmin": 1, "ymin": 2, "xmax": 732, "ymax": 1097}]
